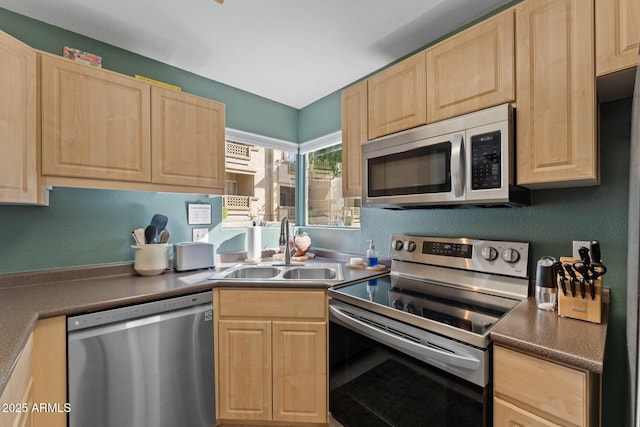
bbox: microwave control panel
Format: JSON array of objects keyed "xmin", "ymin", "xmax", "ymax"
[{"xmin": 471, "ymin": 131, "xmax": 501, "ymax": 190}]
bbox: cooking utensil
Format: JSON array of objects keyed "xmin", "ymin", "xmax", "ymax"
[
  {"xmin": 578, "ymin": 246, "xmax": 591, "ymax": 265},
  {"xmin": 554, "ymin": 261, "xmax": 567, "ymax": 296},
  {"xmin": 573, "ymin": 260, "xmax": 607, "ymax": 300},
  {"xmin": 590, "ymin": 240, "xmax": 601, "ymax": 263},
  {"xmin": 588, "ymin": 262, "xmax": 607, "ymax": 300},
  {"xmin": 158, "ymin": 229, "xmax": 171, "ymax": 244},
  {"xmin": 133, "ymin": 228, "xmax": 146, "ymax": 245},
  {"xmin": 144, "ymin": 225, "xmax": 158, "ymax": 244},
  {"xmin": 563, "ymin": 263, "xmax": 577, "ymax": 297},
  {"xmin": 150, "ymin": 214, "xmax": 168, "ymax": 233}
]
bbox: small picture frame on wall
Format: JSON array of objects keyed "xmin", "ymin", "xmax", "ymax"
[{"xmin": 188, "ymin": 203, "xmax": 212, "ymax": 225}]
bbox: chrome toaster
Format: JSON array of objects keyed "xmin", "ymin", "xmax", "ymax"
[{"xmin": 174, "ymin": 242, "xmax": 216, "ymax": 271}]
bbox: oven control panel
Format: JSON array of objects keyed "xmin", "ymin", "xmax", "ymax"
[{"xmin": 389, "ymin": 234, "xmax": 529, "ymax": 278}]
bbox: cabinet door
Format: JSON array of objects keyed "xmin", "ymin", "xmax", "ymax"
[
  {"xmin": 33, "ymin": 316, "xmax": 66, "ymax": 427},
  {"xmin": 151, "ymin": 86, "xmax": 225, "ymax": 190},
  {"xmin": 596, "ymin": 0, "xmax": 640, "ymax": 76},
  {"xmin": 0, "ymin": 333, "xmax": 33, "ymax": 427},
  {"xmin": 426, "ymin": 8, "xmax": 515, "ymax": 123},
  {"xmin": 368, "ymin": 52, "xmax": 427, "ymax": 139},
  {"xmin": 494, "ymin": 397, "xmax": 560, "ymax": 427},
  {"xmin": 217, "ymin": 320, "xmax": 272, "ymax": 421},
  {"xmin": 341, "ymin": 81, "xmax": 367, "ymax": 197},
  {"xmin": 515, "ymin": 0, "xmax": 597, "ymax": 188},
  {"xmin": 41, "ymin": 54, "xmax": 151, "ymax": 182},
  {"xmin": 494, "ymin": 346, "xmax": 589, "ymax": 426},
  {"xmin": 0, "ymin": 31, "xmax": 39, "ymax": 204},
  {"xmin": 272, "ymin": 321, "xmax": 327, "ymax": 424}
]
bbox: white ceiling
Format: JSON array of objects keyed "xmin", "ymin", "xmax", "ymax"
[{"xmin": 0, "ymin": 0, "xmax": 513, "ymax": 109}]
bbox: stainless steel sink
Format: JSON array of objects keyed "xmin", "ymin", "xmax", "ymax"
[
  {"xmin": 223, "ymin": 266, "xmax": 281, "ymax": 279},
  {"xmin": 282, "ymin": 267, "xmax": 338, "ymax": 280},
  {"xmin": 209, "ymin": 262, "xmax": 344, "ymax": 282}
]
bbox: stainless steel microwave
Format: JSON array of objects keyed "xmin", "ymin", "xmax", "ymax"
[{"xmin": 361, "ymin": 103, "xmax": 529, "ymax": 208}]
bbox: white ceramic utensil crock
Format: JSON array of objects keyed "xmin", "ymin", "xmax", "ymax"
[{"xmin": 131, "ymin": 244, "xmax": 171, "ymax": 276}]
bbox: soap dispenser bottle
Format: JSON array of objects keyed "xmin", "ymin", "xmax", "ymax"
[{"xmin": 366, "ymin": 240, "xmax": 378, "ymax": 267}]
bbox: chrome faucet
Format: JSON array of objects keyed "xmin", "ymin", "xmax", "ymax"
[{"xmin": 279, "ymin": 216, "xmax": 292, "ymax": 265}]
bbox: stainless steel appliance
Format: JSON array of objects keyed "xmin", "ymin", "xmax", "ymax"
[
  {"xmin": 329, "ymin": 235, "xmax": 530, "ymax": 426},
  {"xmin": 67, "ymin": 291, "xmax": 214, "ymax": 427},
  {"xmin": 362, "ymin": 104, "xmax": 529, "ymax": 208}
]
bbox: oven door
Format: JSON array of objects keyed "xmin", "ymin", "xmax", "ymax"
[
  {"xmin": 362, "ymin": 131, "xmax": 465, "ymax": 207},
  {"xmin": 329, "ymin": 300, "xmax": 489, "ymax": 427}
]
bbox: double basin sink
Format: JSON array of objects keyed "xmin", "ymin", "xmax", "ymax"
[{"xmin": 208, "ymin": 262, "xmax": 344, "ymax": 283}]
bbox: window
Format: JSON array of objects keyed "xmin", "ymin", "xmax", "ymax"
[
  {"xmin": 223, "ymin": 141, "xmax": 297, "ymax": 226},
  {"xmin": 306, "ymin": 143, "xmax": 360, "ymax": 227}
]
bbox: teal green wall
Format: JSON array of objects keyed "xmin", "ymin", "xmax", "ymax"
[
  {"xmin": 304, "ymin": 98, "xmax": 631, "ymax": 427},
  {"xmin": 298, "ymin": 91, "xmax": 342, "ymax": 142}
]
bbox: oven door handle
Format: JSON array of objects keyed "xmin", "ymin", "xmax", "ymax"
[
  {"xmin": 329, "ymin": 305, "xmax": 480, "ymax": 370},
  {"xmin": 451, "ymin": 133, "xmax": 465, "ymax": 198}
]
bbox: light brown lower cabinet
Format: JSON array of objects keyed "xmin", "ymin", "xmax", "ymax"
[
  {"xmin": 215, "ymin": 289, "xmax": 328, "ymax": 426},
  {"xmin": 493, "ymin": 345, "xmax": 600, "ymax": 427},
  {"xmin": 0, "ymin": 316, "xmax": 66, "ymax": 427},
  {"xmin": 0, "ymin": 332, "xmax": 33, "ymax": 427}
]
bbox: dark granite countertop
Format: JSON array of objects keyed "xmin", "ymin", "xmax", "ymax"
[
  {"xmin": 0, "ymin": 253, "xmax": 386, "ymax": 395},
  {"xmin": 490, "ymin": 290, "xmax": 609, "ymax": 374}
]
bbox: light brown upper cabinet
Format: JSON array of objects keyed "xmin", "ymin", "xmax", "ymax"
[
  {"xmin": 426, "ymin": 8, "xmax": 515, "ymax": 123},
  {"xmin": 341, "ymin": 80, "xmax": 367, "ymax": 198},
  {"xmin": 596, "ymin": 0, "xmax": 640, "ymax": 77},
  {"xmin": 367, "ymin": 52, "xmax": 427, "ymax": 139},
  {"xmin": 41, "ymin": 53, "xmax": 152, "ymax": 184},
  {"xmin": 515, "ymin": 0, "xmax": 598, "ymax": 188},
  {"xmin": 40, "ymin": 52, "xmax": 225, "ymax": 194},
  {"xmin": 151, "ymin": 86, "xmax": 225, "ymax": 190},
  {"xmin": 0, "ymin": 30, "xmax": 48, "ymax": 205}
]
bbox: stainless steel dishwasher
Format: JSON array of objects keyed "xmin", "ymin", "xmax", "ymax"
[{"xmin": 67, "ymin": 291, "xmax": 214, "ymax": 427}]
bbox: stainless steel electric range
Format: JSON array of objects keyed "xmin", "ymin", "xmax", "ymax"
[{"xmin": 328, "ymin": 235, "xmax": 530, "ymax": 427}]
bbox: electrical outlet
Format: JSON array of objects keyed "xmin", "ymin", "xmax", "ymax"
[
  {"xmin": 572, "ymin": 240, "xmax": 591, "ymax": 258},
  {"xmin": 193, "ymin": 228, "xmax": 209, "ymax": 243}
]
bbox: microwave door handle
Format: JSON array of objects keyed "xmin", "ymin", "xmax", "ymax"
[{"xmin": 451, "ymin": 134, "xmax": 464, "ymax": 197}]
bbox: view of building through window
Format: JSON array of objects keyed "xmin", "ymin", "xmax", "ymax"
[
  {"xmin": 306, "ymin": 144, "xmax": 360, "ymax": 227},
  {"xmin": 223, "ymin": 141, "xmax": 296, "ymax": 226},
  {"xmin": 223, "ymin": 140, "xmax": 359, "ymax": 227}
]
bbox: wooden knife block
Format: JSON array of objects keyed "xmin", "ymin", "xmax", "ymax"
[{"xmin": 556, "ymin": 257, "xmax": 602, "ymax": 323}]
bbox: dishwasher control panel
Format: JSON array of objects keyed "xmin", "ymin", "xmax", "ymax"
[{"xmin": 67, "ymin": 291, "xmax": 213, "ymax": 331}]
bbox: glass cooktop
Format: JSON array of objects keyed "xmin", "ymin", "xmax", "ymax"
[{"xmin": 330, "ymin": 274, "xmax": 521, "ymax": 337}]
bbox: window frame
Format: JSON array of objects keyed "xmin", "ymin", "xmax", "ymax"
[
  {"xmin": 300, "ymin": 131, "xmax": 359, "ymax": 228},
  {"xmin": 222, "ymin": 128, "xmax": 299, "ymax": 227}
]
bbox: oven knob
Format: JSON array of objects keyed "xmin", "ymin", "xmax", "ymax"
[
  {"xmin": 392, "ymin": 239, "xmax": 404, "ymax": 251},
  {"xmin": 481, "ymin": 247, "xmax": 498, "ymax": 261},
  {"xmin": 502, "ymin": 248, "xmax": 520, "ymax": 263},
  {"xmin": 403, "ymin": 241, "xmax": 417, "ymax": 252}
]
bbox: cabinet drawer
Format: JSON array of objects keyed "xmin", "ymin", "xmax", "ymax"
[
  {"xmin": 494, "ymin": 346, "xmax": 586, "ymax": 426},
  {"xmin": 494, "ymin": 397, "xmax": 559, "ymax": 427},
  {"xmin": 218, "ymin": 289, "xmax": 327, "ymax": 319}
]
